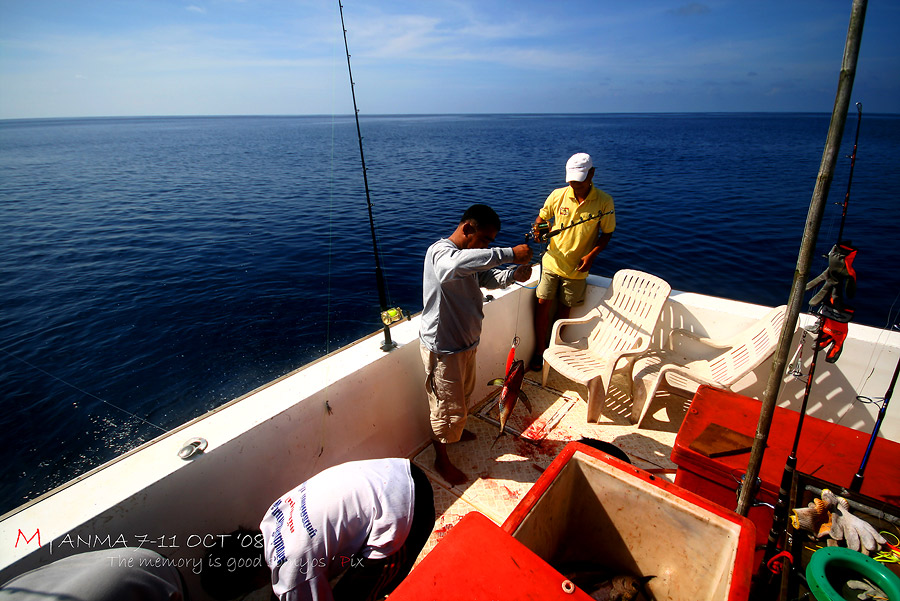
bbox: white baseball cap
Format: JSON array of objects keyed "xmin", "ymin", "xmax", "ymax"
[{"xmin": 565, "ymin": 153, "xmax": 593, "ymax": 182}]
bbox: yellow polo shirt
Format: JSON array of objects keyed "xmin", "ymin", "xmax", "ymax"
[{"xmin": 539, "ymin": 185, "xmax": 615, "ymax": 279}]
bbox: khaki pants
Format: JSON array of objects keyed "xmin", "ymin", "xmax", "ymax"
[
  {"xmin": 420, "ymin": 343, "xmax": 477, "ymax": 443},
  {"xmin": 535, "ymin": 269, "xmax": 587, "ymax": 307}
]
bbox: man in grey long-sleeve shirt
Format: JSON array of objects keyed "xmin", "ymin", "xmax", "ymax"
[{"xmin": 420, "ymin": 204, "xmax": 532, "ymax": 485}]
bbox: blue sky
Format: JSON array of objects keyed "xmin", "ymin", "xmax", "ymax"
[{"xmin": 1, "ymin": 0, "xmax": 898, "ymax": 118}]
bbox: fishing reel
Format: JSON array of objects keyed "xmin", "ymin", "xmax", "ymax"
[
  {"xmin": 526, "ymin": 222, "xmax": 551, "ymax": 243},
  {"xmin": 380, "ymin": 307, "xmax": 409, "ymax": 326}
]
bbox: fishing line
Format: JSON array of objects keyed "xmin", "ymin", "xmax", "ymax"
[
  {"xmin": 514, "ymin": 253, "xmax": 541, "ymax": 290},
  {"xmin": 783, "ymin": 103, "xmax": 870, "ymax": 460},
  {"xmin": 316, "ymin": 2, "xmax": 343, "ymax": 463},
  {"xmin": 511, "ymin": 278, "xmax": 525, "ymax": 363},
  {"xmin": 508, "ymin": 221, "xmax": 552, "ymax": 363},
  {"xmin": 326, "ymin": 2, "xmax": 339, "ymax": 359},
  {"xmin": 0, "ymin": 346, "xmax": 167, "ymax": 433},
  {"xmin": 815, "ymin": 104, "xmax": 861, "ymax": 262},
  {"xmin": 514, "ymin": 228, "xmax": 544, "ymax": 291},
  {"xmin": 853, "ymin": 291, "xmax": 900, "ymax": 396}
]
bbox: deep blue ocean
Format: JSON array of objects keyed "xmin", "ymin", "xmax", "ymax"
[{"xmin": 1, "ymin": 113, "xmax": 898, "ymax": 515}]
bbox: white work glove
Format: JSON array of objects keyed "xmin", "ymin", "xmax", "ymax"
[
  {"xmin": 847, "ymin": 578, "xmax": 886, "ymax": 600},
  {"xmin": 818, "ymin": 490, "xmax": 887, "ymax": 556}
]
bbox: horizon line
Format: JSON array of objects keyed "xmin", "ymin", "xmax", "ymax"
[{"xmin": 3, "ymin": 109, "xmax": 897, "ymax": 122}]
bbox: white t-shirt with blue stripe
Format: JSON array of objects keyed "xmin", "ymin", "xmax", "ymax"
[{"xmin": 259, "ymin": 458, "xmax": 414, "ymax": 601}]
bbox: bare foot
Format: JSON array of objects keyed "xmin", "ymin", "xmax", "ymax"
[
  {"xmin": 432, "ymin": 439, "xmax": 468, "ymax": 486},
  {"xmin": 434, "ymin": 458, "xmax": 468, "ymax": 486},
  {"xmin": 460, "ymin": 429, "xmax": 477, "ymax": 442}
]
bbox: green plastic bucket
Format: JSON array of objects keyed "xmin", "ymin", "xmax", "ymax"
[{"xmin": 806, "ymin": 547, "xmax": 900, "ymax": 601}]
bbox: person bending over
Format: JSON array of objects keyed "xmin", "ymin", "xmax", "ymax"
[{"xmin": 202, "ymin": 458, "xmax": 434, "ymax": 601}]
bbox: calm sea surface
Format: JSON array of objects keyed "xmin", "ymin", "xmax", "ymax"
[{"xmin": 1, "ymin": 113, "xmax": 898, "ymax": 514}]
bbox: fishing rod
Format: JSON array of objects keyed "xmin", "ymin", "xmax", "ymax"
[
  {"xmin": 755, "ymin": 102, "xmax": 866, "ymax": 592},
  {"xmin": 338, "ymin": 1, "xmax": 404, "ymax": 351},
  {"xmin": 525, "ymin": 210, "xmax": 614, "ymax": 243},
  {"xmin": 757, "ymin": 318, "xmax": 825, "ymax": 585},
  {"xmin": 849, "ymin": 326, "xmax": 899, "ymax": 492},
  {"xmin": 518, "ymin": 209, "xmax": 616, "ymax": 295},
  {"xmin": 785, "ymin": 106, "xmax": 863, "ymax": 377},
  {"xmin": 838, "ymin": 102, "xmax": 862, "ymax": 244}
]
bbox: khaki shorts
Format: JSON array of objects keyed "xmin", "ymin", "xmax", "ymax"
[
  {"xmin": 420, "ymin": 343, "xmax": 477, "ymax": 444},
  {"xmin": 536, "ymin": 269, "xmax": 587, "ymax": 307}
]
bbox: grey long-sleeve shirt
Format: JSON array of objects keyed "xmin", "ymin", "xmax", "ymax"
[{"xmin": 419, "ymin": 238, "xmax": 518, "ymax": 354}]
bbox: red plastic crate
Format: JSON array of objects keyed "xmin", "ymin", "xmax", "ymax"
[{"xmin": 671, "ymin": 386, "xmax": 900, "ymax": 557}]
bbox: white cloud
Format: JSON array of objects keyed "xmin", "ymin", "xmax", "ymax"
[{"xmin": 1, "ymin": 0, "xmax": 896, "ymax": 117}]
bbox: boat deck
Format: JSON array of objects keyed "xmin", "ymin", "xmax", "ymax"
[{"xmin": 410, "ymin": 367, "xmax": 692, "ymax": 564}]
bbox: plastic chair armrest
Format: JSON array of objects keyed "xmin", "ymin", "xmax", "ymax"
[
  {"xmin": 658, "ymin": 363, "xmax": 719, "ymax": 389},
  {"xmin": 550, "ymin": 311, "xmax": 603, "ymax": 346},
  {"xmin": 668, "ymin": 328, "xmax": 731, "ymax": 351}
]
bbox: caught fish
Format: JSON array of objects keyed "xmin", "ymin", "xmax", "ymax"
[
  {"xmin": 560, "ymin": 563, "xmax": 655, "ymax": 601},
  {"xmin": 584, "ymin": 575, "xmax": 654, "ymax": 601},
  {"xmin": 487, "ymin": 359, "xmax": 532, "ymax": 447}
]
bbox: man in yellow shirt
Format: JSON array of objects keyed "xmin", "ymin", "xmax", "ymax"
[{"xmin": 530, "ymin": 153, "xmax": 615, "ymax": 371}]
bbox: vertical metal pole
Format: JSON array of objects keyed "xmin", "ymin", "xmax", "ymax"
[
  {"xmin": 737, "ymin": 0, "xmax": 867, "ymax": 518},
  {"xmin": 742, "ymin": 1, "xmax": 868, "ymax": 595},
  {"xmin": 338, "ymin": 1, "xmax": 396, "ymax": 351}
]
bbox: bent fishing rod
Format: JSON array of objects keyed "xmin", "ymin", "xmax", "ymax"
[{"xmin": 338, "ymin": 1, "xmax": 404, "ymax": 351}]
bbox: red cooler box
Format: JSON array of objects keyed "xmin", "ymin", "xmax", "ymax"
[
  {"xmin": 393, "ymin": 442, "xmax": 755, "ymax": 601},
  {"xmin": 672, "ymin": 386, "xmax": 900, "ymax": 556},
  {"xmin": 503, "ymin": 442, "xmax": 755, "ymax": 601}
]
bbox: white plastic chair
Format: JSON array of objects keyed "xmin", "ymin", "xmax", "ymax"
[
  {"xmin": 542, "ymin": 269, "xmax": 672, "ymax": 422},
  {"xmin": 630, "ymin": 304, "xmax": 787, "ymax": 426}
]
